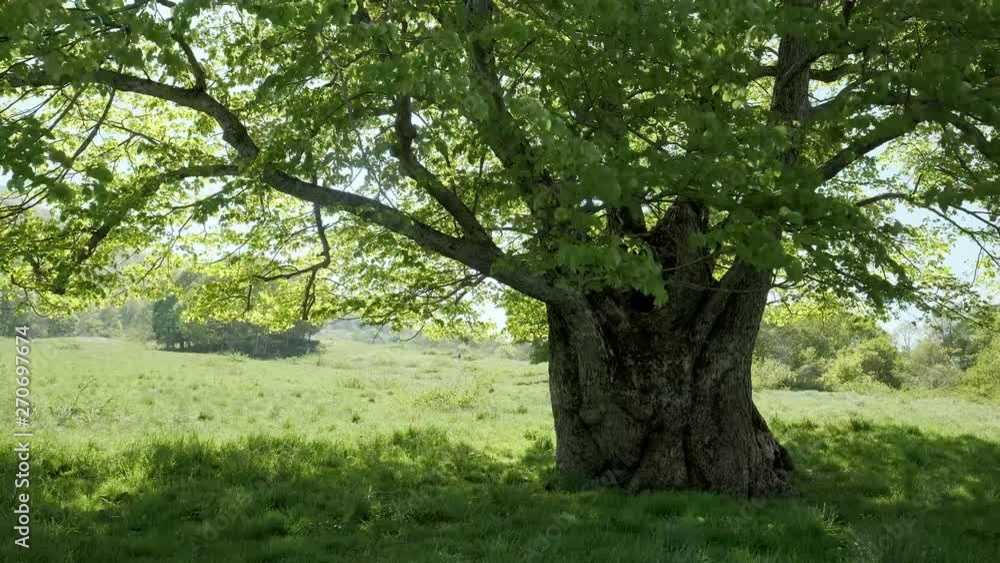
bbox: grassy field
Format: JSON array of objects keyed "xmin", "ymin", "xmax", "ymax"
[{"xmin": 2, "ymin": 338, "xmax": 999, "ymax": 562}]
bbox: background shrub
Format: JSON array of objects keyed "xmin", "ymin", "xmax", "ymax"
[
  {"xmin": 752, "ymin": 357, "xmax": 798, "ymax": 390},
  {"xmin": 824, "ymin": 336, "xmax": 900, "ymax": 390},
  {"xmin": 752, "ymin": 357, "xmax": 827, "ymax": 390},
  {"xmin": 898, "ymin": 340, "xmax": 964, "ymax": 389},
  {"xmin": 963, "ymin": 340, "xmax": 1000, "ymax": 395}
]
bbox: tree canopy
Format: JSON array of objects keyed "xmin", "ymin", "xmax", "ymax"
[{"xmin": 2, "ymin": 0, "xmax": 999, "ymax": 334}]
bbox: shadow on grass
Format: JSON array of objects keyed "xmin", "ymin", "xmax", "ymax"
[{"xmin": 3, "ymin": 420, "xmax": 999, "ymax": 563}]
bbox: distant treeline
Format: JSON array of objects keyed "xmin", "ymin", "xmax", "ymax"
[
  {"xmin": 0, "ymin": 295, "xmax": 530, "ymax": 362},
  {"xmin": 321, "ymin": 319, "xmax": 533, "ymax": 361},
  {"xmin": 0, "ymin": 293, "xmax": 319, "ymax": 359},
  {"xmin": 751, "ymin": 306, "xmax": 999, "ymax": 398},
  {"xmin": 151, "ymin": 296, "xmax": 319, "ymax": 359},
  {"xmin": 0, "ymin": 294, "xmax": 147, "ymax": 339}
]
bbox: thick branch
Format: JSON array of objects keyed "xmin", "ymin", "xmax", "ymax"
[
  {"xmin": 459, "ymin": 0, "xmax": 556, "ymax": 224},
  {"xmin": 461, "ymin": 0, "xmax": 527, "ymax": 170},
  {"xmin": 692, "ymin": 261, "xmax": 770, "ymax": 345},
  {"xmin": 259, "ymin": 170, "xmax": 568, "ymax": 304},
  {"xmin": 5, "ymin": 66, "xmax": 566, "ymax": 304},
  {"xmin": 173, "ymin": 33, "xmax": 207, "ymax": 91},
  {"xmin": 256, "ymin": 203, "xmax": 332, "ymax": 320},
  {"xmin": 256, "ymin": 204, "xmax": 332, "ymax": 283},
  {"xmin": 6, "ymin": 68, "xmax": 259, "ymax": 159},
  {"xmin": 820, "ymin": 89, "xmax": 1000, "ymax": 183},
  {"xmin": 854, "ymin": 192, "xmax": 909, "ymax": 207},
  {"xmin": 938, "ymin": 113, "xmax": 1000, "ymax": 165},
  {"xmin": 819, "ymin": 112, "xmax": 923, "ymax": 181},
  {"xmin": 754, "ymin": 62, "xmax": 859, "ymax": 83},
  {"xmin": 392, "ymin": 96, "xmax": 494, "ymax": 245}
]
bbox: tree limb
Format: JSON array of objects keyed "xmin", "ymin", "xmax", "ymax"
[
  {"xmin": 57, "ymin": 86, "xmax": 116, "ymax": 181},
  {"xmin": 459, "ymin": 0, "xmax": 556, "ymax": 221},
  {"xmin": 48, "ymin": 163, "xmax": 240, "ymax": 293},
  {"xmin": 937, "ymin": 112, "xmax": 1000, "ymax": 165},
  {"xmin": 6, "ymin": 67, "xmax": 260, "ymax": 159},
  {"xmin": 256, "ymin": 204, "xmax": 332, "ymax": 283},
  {"xmin": 173, "ymin": 32, "xmax": 207, "ymax": 91},
  {"xmin": 854, "ymin": 191, "xmax": 910, "ymax": 207},
  {"xmin": 819, "ymin": 112, "xmax": 923, "ymax": 181},
  {"xmin": 5, "ymin": 66, "xmax": 567, "ymax": 304},
  {"xmin": 259, "ymin": 169, "xmax": 569, "ymax": 304},
  {"xmin": 754, "ymin": 62, "xmax": 859, "ymax": 83},
  {"xmin": 392, "ymin": 96, "xmax": 494, "ymax": 245}
]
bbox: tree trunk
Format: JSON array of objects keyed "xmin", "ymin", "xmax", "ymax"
[
  {"xmin": 545, "ymin": 273, "xmax": 793, "ymax": 497},
  {"xmin": 540, "ymin": 0, "xmax": 814, "ymax": 497}
]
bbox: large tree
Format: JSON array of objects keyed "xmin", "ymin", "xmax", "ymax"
[{"xmin": 2, "ymin": 0, "xmax": 999, "ymax": 496}]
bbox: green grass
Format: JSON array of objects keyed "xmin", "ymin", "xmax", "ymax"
[{"xmin": 2, "ymin": 338, "xmax": 999, "ymax": 562}]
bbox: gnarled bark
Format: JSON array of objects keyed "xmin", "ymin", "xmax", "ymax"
[{"xmin": 545, "ymin": 269, "xmax": 793, "ymax": 497}]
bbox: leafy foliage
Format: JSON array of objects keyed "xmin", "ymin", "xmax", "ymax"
[
  {"xmin": 152, "ymin": 294, "xmax": 183, "ymax": 347},
  {"xmin": 752, "ymin": 357, "xmax": 801, "ymax": 390},
  {"xmin": 926, "ymin": 316, "xmax": 991, "ymax": 371},
  {"xmin": 1, "ymin": 0, "xmax": 999, "ymax": 338},
  {"xmin": 824, "ymin": 335, "xmax": 901, "ymax": 390},
  {"xmin": 756, "ymin": 300, "xmax": 883, "ymax": 371},
  {"xmin": 965, "ymin": 339, "xmax": 1000, "ymax": 395},
  {"xmin": 898, "ymin": 339, "xmax": 964, "ymax": 390},
  {"xmin": 1, "ymin": 291, "xmax": 146, "ymax": 338}
]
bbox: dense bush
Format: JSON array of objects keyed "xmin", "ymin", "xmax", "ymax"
[
  {"xmin": 151, "ymin": 296, "xmax": 319, "ymax": 359},
  {"xmin": 76, "ymin": 307, "xmax": 123, "ymax": 338},
  {"xmin": 928, "ymin": 317, "xmax": 989, "ymax": 370},
  {"xmin": 898, "ymin": 340, "xmax": 964, "ymax": 389},
  {"xmin": 2, "ymin": 293, "xmax": 155, "ymax": 339},
  {"xmin": 752, "ymin": 358, "xmax": 798, "ymax": 390},
  {"xmin": 963, "ymin": 340, "xmax": 1000, "ymax": 395},
  {"xmin": 752, "ymin": 357, "xmax": 828, "ymax": 390},
  {"xmin": 823, "ymin": 336, "xmax": 901, "ymax": 390},
  {"xmin": 152, "ymin": 296, "xmax": 184, "ymax": 348},
  {"xmin": 755, "ymin": 308, "xmax": 881, "ymax": 371},
  {"xmin": 753, "ymin": 304, "xmax": 896, "ymax": 390},
  {"xmin": 528, "ymin": 339, "xmax": 549, "ymax": 364}
]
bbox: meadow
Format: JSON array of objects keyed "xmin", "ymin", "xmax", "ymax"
[{"xmin": 2, "ymin": 337, "xmax": 999, "ymax": 562}]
